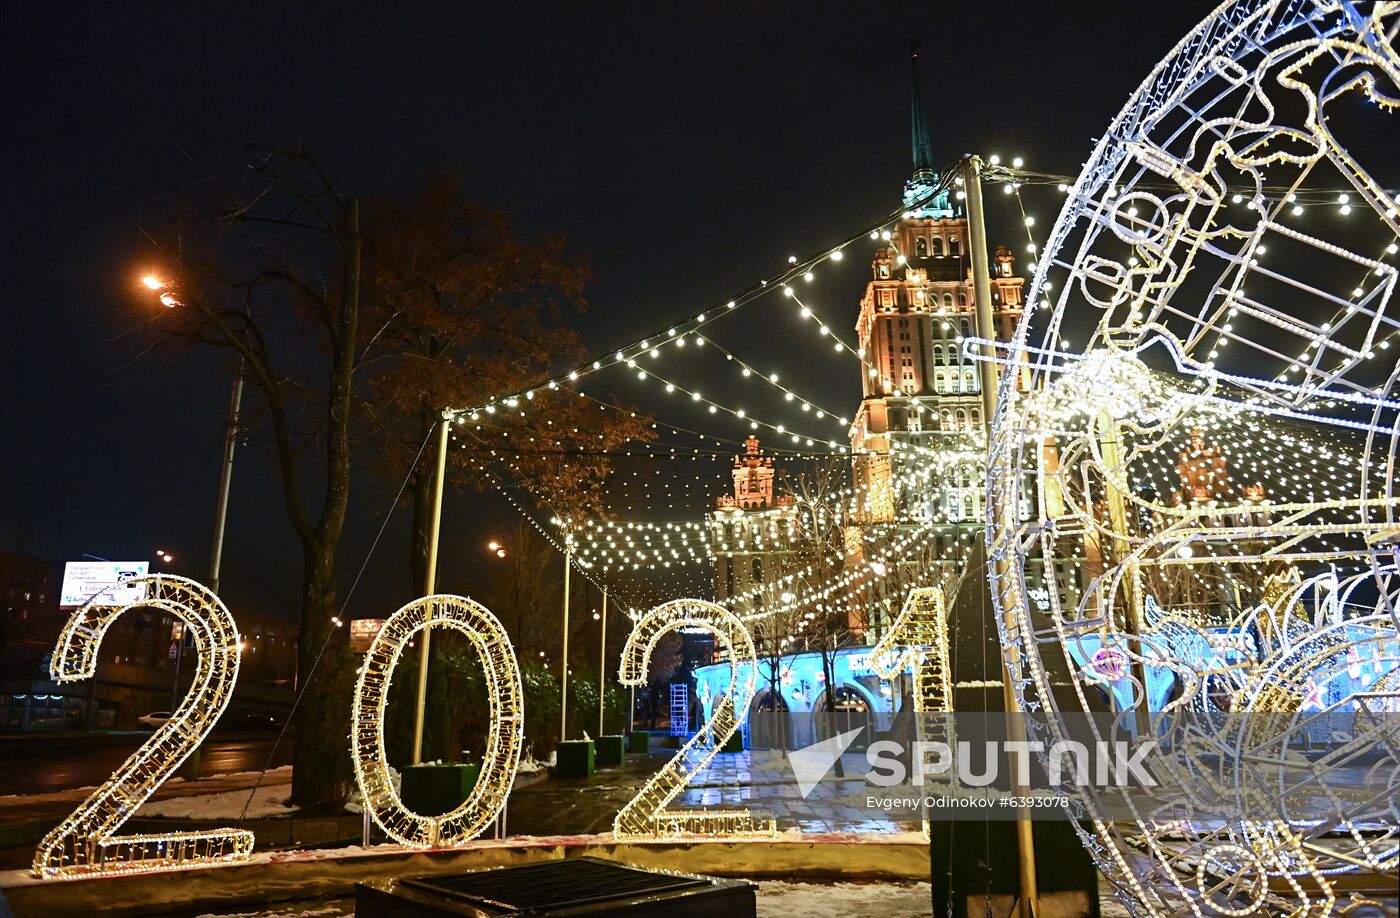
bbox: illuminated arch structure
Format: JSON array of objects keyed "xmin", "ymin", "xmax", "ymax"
[
  {"xmin": 33, "ymin": 576, "xmax": 253, "ymax": 877},
  {"xmin": 351, "ymin": 595, "xmax": 523, "ymax": 848},
  {"xmin": 985, "ymin": 1, "xmax": 1399, "ymax": 914},
  {"xmin": 615, "ymin": 598, "xmax": 777, "ymax": 839}
]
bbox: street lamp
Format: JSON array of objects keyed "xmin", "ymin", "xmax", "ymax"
[{"xmin": 140, "ymin": 270, "xmax": 242, "ymax": 596}]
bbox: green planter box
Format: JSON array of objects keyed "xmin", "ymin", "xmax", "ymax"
[
  {"xmin": 401, "ymin": 762, "xmax": 480, "ymax": 817},
  {"xmin": 720, "ymin": 729, "xmax": 744, "ymax": 753},
  {"xmin": 626, "ymin": 730, "xmax": 649, "ymax": 753},
  {"xmin": 555, "ymin": 739, "xmax": 595, "ymax": 778},
  {"xmin": 595, "ymin": 735, "xmax": 625, "ymax": 768}
]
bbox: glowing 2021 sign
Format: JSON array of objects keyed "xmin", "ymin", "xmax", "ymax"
[
  {"xmin": 351, "ymin": 594, "xmax": 523, "ymax": 847},
  {"xmin": 33, "ymin": 576, "xmax": 254, "ymax": 878}
]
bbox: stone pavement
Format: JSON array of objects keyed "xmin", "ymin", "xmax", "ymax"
[{"xmin": 506, "ymin": 746, "xmax": 920, "ymax": 836}]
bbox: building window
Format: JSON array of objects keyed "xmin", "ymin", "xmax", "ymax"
[
  {"xmin": 949, "ymin": 237, "xmax": 961, "ymax": 258},
  {"xmin": 932, "ymin": 237, "xmax": 944, "ymax": 257},
  {"xmin": 958, "ymin": 292, "xmax": 967, "ymax": 307},
  {"xmin": 915, "ymin": 237, "xmax": 928, "ymax": 257},
  {"xmin": 963, "ymin": 369, "xmax": 975, "ymax": 391},
  {"xmin": 943, "ymin": 293, "xmax": 954, "ymax": 310}
]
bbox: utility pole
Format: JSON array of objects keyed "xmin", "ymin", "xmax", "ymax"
[
  {"xmin": 411, "ymin": 412, "xmax": 451, "ymax": 765},
  {"xmin": 964, "ymin": 153, "xmax": 1040, "ymax": 918},
  {"xmin": 598, "ymin": 586, "xmax": 608, "ymax": 738},
  {"xmin": 209, "ymin": 361, "xmax": 244, "ymax": 594},
  {"xmin": 173, "ymin": 358, "xmax": 245, "ymax": 714},
  {"xmin": 560, "ymin": 542, "xmax": 572, "ymax": 743}
]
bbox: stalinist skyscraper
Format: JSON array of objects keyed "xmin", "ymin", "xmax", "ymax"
[{"xmin": 846, "ymin": 44, "xmax": 1025, "ymax": 633}]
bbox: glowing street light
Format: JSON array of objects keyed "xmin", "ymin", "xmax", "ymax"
[{"xmin": 487, "ymin": 539, "xmax": 507, "ymax": 559}]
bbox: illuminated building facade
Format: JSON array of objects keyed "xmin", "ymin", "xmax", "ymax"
[
  {"xmin": 709, "ymin": 436, "xmax": 803, "ymax": 618},
  {"xmin": 846, "ymin": 46, "xmax": 1025, "ymax": 634}
]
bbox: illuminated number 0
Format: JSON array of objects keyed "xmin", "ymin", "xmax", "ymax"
[
  {"xmin": 33, "ymin": 576, "xmax": 254, "ymax": 877},
  {"xmin": 351, "ymin": 595, "xmax": 523, "ymax": 847},
  {"xmin": 615, "ymin": 598, "xmax": 776, "ymax": 839}
]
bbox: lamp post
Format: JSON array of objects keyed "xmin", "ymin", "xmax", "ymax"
[
  {"xmin": 597, "ymin": 586, "xmax": 608, "ymax": 738},
  {"xmin": 411, "ymin": 413, "xmax": 452, "ymax": 765},
  {"xmin": 140, "ymin": 276, "xmax": 244, "ymax": 596},
  {"xmin": 963, "ymin": 154, "xmax": 1040, "ymax": 918},
  {"xmin": 560, "ymin": 539, "xmax": 572, "ymax": 743}
]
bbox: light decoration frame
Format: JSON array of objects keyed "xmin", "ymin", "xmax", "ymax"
[
  {"xmin": 983, "ymin": 1, "xmax": 1399, "ymax": 915},
  {"xmin": 351, "ymin": 594, "xmax": 523, "ymax": 847},
  {"xmin": 614, "ymin": 598, "xmax": 777, "ymax": 839},
  {"xmin": 871, "ymin": 586, "xmax": 952, "ymax": 839},
  {"xmin": 32, "ymin": 575, "xmax": 253, "ymax": 878}
]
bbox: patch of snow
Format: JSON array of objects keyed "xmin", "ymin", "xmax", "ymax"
[
  {"xmin": 756, "ymin": 881, "xmax": 931, "ymax": 917},
  {"xmin": 516, "ymin": 749, "xmax": 555, "ymax": 774},
  {"xmin": 142, "ymin": 783, "xmax": 296, "ymax": 819}
]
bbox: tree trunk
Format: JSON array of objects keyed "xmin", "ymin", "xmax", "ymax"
[{"xmin": 290, "ymin": 547, "xmax": 354, "ymax": 810}]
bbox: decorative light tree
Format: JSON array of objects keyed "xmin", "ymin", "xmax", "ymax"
[{"xmin": 985, "ymin": 2, "xmax": 1399, "ymax": 914}]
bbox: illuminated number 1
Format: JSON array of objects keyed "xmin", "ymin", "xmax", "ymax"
[
  {"xmin": 871, "ymin": 586, "xmax": 951, "ymax": 837},
  {"xmin": 615, "ymin": 598, "xmax": 776, "ymax": 839},
  {"xmin": 351, "ymin": 595, "xmax": 523, "ymax": 847},
  {"xmin": 33, "ymin": 576, "xmax": 254, "ymax": 877}
]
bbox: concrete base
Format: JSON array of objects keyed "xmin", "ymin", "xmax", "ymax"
[{"xmin": 0, "ymin": 833, "xmax": 931, "ymax": 917}]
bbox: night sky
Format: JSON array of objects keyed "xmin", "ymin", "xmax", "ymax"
[{"xmin": 1, "ymin": 3, "xmax": 1215, "ymax": 621}]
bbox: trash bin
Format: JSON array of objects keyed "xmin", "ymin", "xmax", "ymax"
[
  {"xmin": 555, "ymin": 739, "xmax": 595, "ymax": 778},
  {"xmin": 401, "ymin": 762, "xmax": 481, "ymax": 817},
  {"xmin": 595, "ymin": 735, "xmax": 625, "ymax": 767},
  {"xmin": 626, "ymin": 730, "xmax": 650, "ymax": 753}
]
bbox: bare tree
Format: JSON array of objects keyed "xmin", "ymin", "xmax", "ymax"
[{"xmin": 152, "ymin": 144, "xmax": 360, "ymax": 810}]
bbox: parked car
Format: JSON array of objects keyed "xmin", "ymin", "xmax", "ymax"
[{"xmin": 137, "ymin": 711, "xmax": 172, "ymax": 728}]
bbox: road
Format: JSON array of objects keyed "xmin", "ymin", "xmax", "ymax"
[{"xmin": 0, "ymin": 732, "xmax": 294, "ymax": 795}]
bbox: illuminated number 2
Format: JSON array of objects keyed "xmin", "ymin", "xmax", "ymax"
[
  {"xmin": 615, "ymin": 598, "xmax": 776, "ymax": 839},
  {"xmin": 33, "ymin": 576, "xmax": 254, "ymax": 877},
  {"xmin": 351, "ymin": 595, "xmax": 523, "ymax": 847}
]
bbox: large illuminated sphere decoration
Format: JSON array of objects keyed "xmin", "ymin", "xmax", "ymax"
[
  {"xmin": 615, "ymin": 598, "xmax": 777, "ymax": 839},
  {"xmin": 985, "ymin": 1, "xmax": 1399, "ymax": 915},
  {"xmin": 351, "ymin": 595, "xmax": 523, "ymax": 847},
  {"xmin": 33, "ymin": 576, "xmax": 254, "ymax": 877}
]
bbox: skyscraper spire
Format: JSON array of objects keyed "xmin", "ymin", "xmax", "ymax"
[
  {"xmin": 909, "ymin": 40, "xmax": 935, "ymax": 176},
  {"xmin": 902, "ymin": 40, "xmax": 954, "ymax": 217}
]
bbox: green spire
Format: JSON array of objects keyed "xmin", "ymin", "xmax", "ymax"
[
  {"xmin": 903, "ymin": 40, "xmax": 953, "ymax": 216},
  {"xmin": 909, "ymin": 41, "xmax": 935, "ymax": 176}
]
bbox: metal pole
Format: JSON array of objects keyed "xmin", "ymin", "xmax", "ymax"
[
  {"xmin": 965, "ymin": 154, "xmax": 1040, "ymax": 918},
  {"xmin": 598, "ymin": 587, "xmax": 608, "ymax": 738},
  {"xmin": 560, "ymin": 544, "xmax": 571, "ymax": 743},
  {"xmin": 411, "ymin": 413, "xmax": 451, "ymax": 765},
  {"xmin": 209, "ymin": 360, "xmax": 245, "ymax": 594}
]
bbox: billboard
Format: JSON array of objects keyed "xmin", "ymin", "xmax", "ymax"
[
  {"xmin": 350, "ymin": 618, "xmax": 386, "ymax": 653},
  {"xmin": 59, "ymin": 561, "xmax": 150, "ymax": 608}
]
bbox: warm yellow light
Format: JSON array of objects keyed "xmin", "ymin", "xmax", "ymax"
[
  {"xmin": 488, "ymin": 540, "xmax": 500, "ymax": 551},
  {"xmin": 141, "ymin": 275, "xmax": 165, "ymax": 290}
]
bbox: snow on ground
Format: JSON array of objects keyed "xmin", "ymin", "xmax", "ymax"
[
  {"xmin": 187, "ymin": 882, "xmax": 1140, "ymax": 917},
  {"xmin": 755, "ymin": 881, "xmax": 932, "ymax": 917},
  {"xmin": 141, "ymin": 781, "xmax": 296, "ymax": 819}
]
